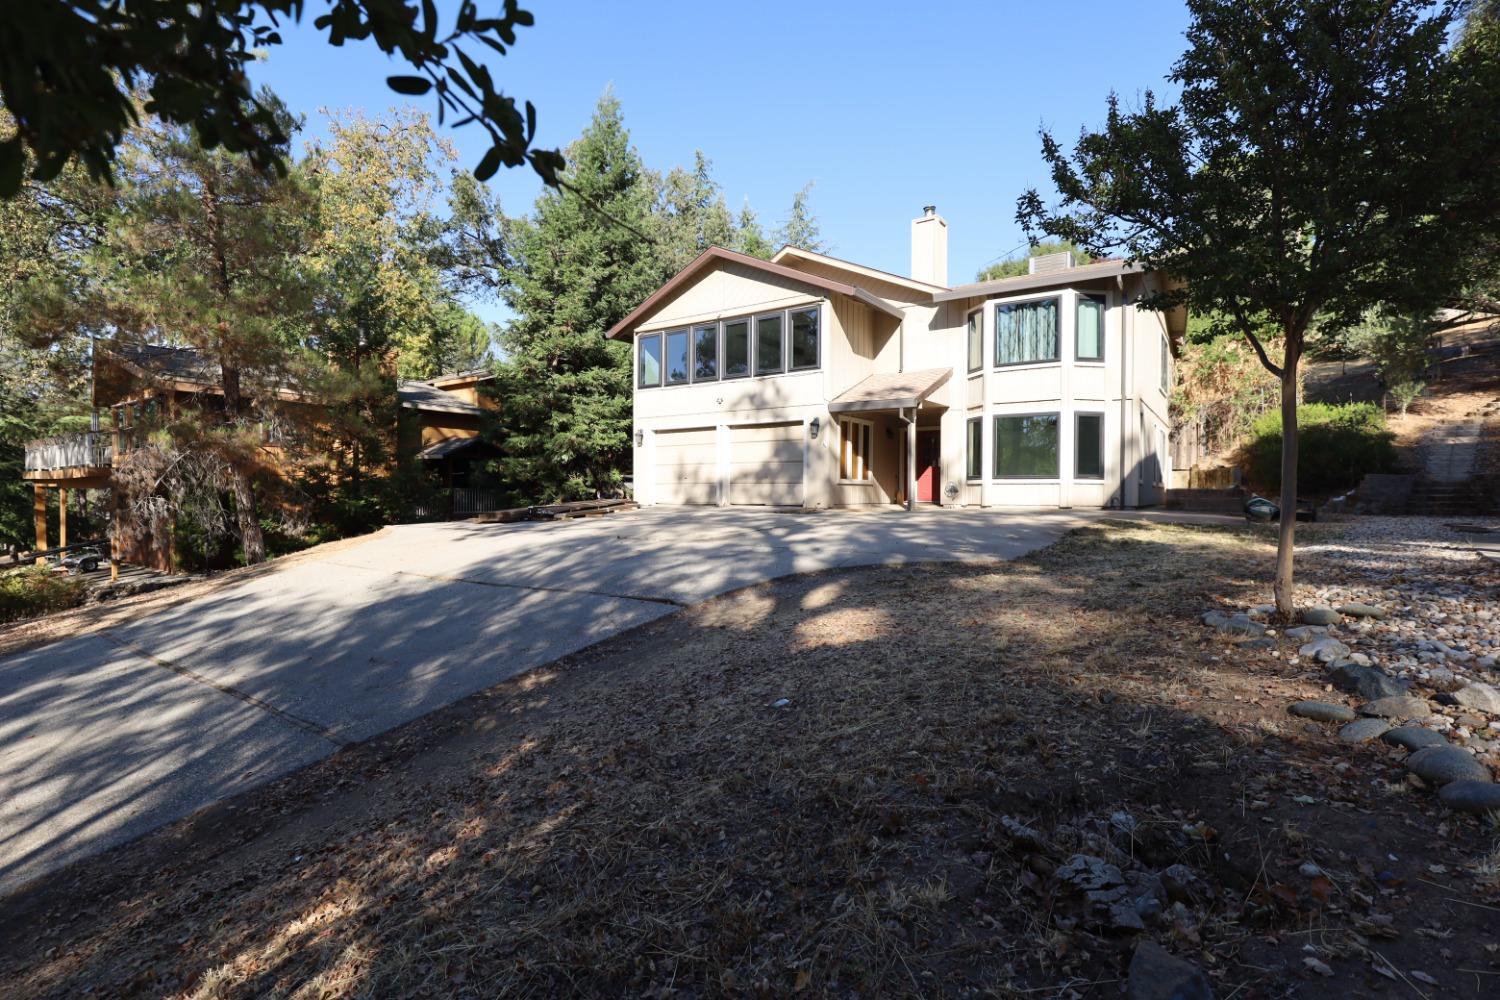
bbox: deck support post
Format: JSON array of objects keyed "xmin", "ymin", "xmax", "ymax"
[
  {"xmin": 904, "ymin": 408, "xmax": 917, "ymax": 513},
  {"xmin": 33, "ymin": 484, "xmax": 47, "ymax": 563},
  {"xmin": 58, "ymin": 487, "xmax": 69, "ymax": 548}
]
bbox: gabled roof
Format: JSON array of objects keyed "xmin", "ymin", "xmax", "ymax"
[
  {"xmin": 418, "ymin": 436, "xmax": 490, "ymax": 460},
  {"xmin": 829, "ymin": 367, "xmax": 953, "ymax": 414},
  {"xmin": 770, "ymin": 245, "xmax": 948, "ymax": 295},
  {"xmin": 933, "ymin": 260, "xmax": 1141, "ymax": 303},
  {"xmin": 99, "ymin": 343, "xmax": 313, "ymax": 402},
  {"xmin": 605, "ymin": 246, "xmax": 904, "ymax": 340},
  {"xmin": 398, "ymin": 381, "xmax": 484, "ymax": 415}
]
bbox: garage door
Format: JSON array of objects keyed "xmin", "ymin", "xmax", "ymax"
[
  {"xmin": 729, "ymin": 422, "xmax": 804, "ymax": 506},
  {"xmin": 654, "ymin": 427, "xmax": 718, "ymax": 504}
]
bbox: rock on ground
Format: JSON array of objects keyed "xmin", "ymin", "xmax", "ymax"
[
  {"xmin": 1407, "ymin": 745, "xmax": 1494, "ymax": 786},
  {"xmin": 1289, "ymin": 701, "xmax": 1357, "ymax": 723},
  {"xmin": 1127, "ymin": 940, "xmax": 1215, "ymax": 1000},
  {"xmin": 1339, "ymin": 718, "xmax": 1392, "ymax": 744},
  {"xmin": 1437, "ymin": 780, "xmax": 1500, "ymax": 813},
  {"xmin": 1326, "ymin": 662, "xmax": 1404, "ymax": 700},
  {"xmin": 1453, "ymin": 682, "xmax": 1500, "ymax": 714},
  {"xmin": 1381, "ymin": 726, "xmax": 1449, "ymax": 751},
  {"xmin": 1360, "ymin": 695, "xmax": 1432, "ymax": 720}
]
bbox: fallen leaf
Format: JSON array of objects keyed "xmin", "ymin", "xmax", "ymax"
[{"xmin": 1303, "ymin": 956, "xmax": 1334, "ymax": 976}]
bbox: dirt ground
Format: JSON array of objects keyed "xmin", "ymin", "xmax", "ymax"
[{"xmin": 1, "ymin": 521, "xmax": 1497, "ymax": 999}]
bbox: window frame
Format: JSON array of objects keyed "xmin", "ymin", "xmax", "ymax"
[
  {"xmin": 1074, "ymin": 411, "xmax": 1105, "ymax": 480},
  {"xmin": 991, "ymin": 411, "xmax": 1061, "ymax": 480},
  {"xmin": 965, "ymin": 415, "xmax": 982, "ymax": 481},
  {"xmin": 1160, "ymin": 335, "xmax": 1171, "ymax": 393},
  {"xmin": 993, "ymin": 295, "xmax": 1062, "ymax": 369},
  {"xmin": 691, "ymin": 322, "xmax": 719, "ymax": 383},
  {"xmin": 838, "ymin": 415, "xmax": 875, "ymax": 483},
  {"xmin": 754, "ymin": 311, "xmax": 786, "ymax": 376},
  {"xmin": 721, "ymin": 317, "xmax": 751, "ymax": 380},
  {"xmin": 637, "ymin": 331, "xmax": 662, "ymax": 389},
  {"xmin": 663, "ymin": 328, "xmax": 691, "ymax": 386},
  {"xmin": 966, "ymin": 307, "xmax": 984, "ymax": 373},
  {"xmin": 1075, "ymin": 293, "xmax": 1106, "ymax": 364},
  {"xmin": 787, "ymin": 305, "xmax": 821, "ymax": 372}
]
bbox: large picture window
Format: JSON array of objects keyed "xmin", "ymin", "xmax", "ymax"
[
  {"xmin": 692, "ymin": 323, "xmax": 718, "ymax": 381},
  {"xmin": 966, "ymin": 309, "xmax": 983, "ymax": 372},
  {"xmin": 664, "ymin": 329, "xmax": 690, "ymax": 385},
  {"xmin": 637, "ymin": 333, "xmax": 661, "ymax": 388},
  {"xmin": 1075, "ymin": 412, "xmax": 1104, "ymax": 479},
  {"xmin": 966, "ymin": 416, "xmax": 982, "ymax": 480},
  {"xmin": 789, "ymin": 307, "xmax": 819, "ymax": 370},
  {"xmin": 839, "ymin": 417, "xmax": 873, "ymax": 481},
  {"xmin": 1076, "ymin": 295, "xmax": 1104, "ymax": 362},
  {"xmin": 995, "ymin": 297, "xmax": 1059, "ymax": 367},
  {"xmin": 755, "ymin": 314, "xmax": 784, "ymax": 375},
  {"xmin": 723, "ymin": 318, "xmax": 750, "ymax": 378},
  {"xmin": 993, "ymin": 413, "xmax": 1059, "ymax": 478}
]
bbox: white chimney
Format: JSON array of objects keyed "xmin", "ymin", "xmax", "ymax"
[{"xmin": 910, "ymin": 205, "xmax": 948, "ymax": 286}]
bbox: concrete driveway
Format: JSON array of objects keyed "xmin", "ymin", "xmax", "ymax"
[{"xmin": 0, "ymin": 506, "xmax": 1090, "ymax": 892}]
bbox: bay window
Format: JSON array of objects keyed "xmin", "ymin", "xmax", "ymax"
[
  {"xmin": 966, "ymin": 416, "xmax": 982, "ymax": 480},
  {"xmin": 966, "ymin": 309, "xmax": 983, "ymax": 372},
  {"xmin": 993, "ymin": 413, "xmax": 1059, "ymax": 478},
  {"xmin": 1075, "ymin": 412, "xmax": 1104, "ymax": 479},
  {"xmin": 1076, "ymin": 294, "xmax": 1104, "ymax": 362},
  {"xmin": 995, "ymin": 297, "xmax": 1059, "ymax": 367}
]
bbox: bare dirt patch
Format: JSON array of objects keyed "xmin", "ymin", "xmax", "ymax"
[{"xmin": 1, "ymin": 521, "xmax": 1497, "ymax": 998}]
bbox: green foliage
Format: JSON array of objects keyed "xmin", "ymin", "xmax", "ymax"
[
  {"xmin": 0, "ymin": 0, "xmax": 561, "ymax": 198},
  {"xmin": 775, "ymin": 182, "xmax": 828, "ymax": 254},
  {"xmin": 1171, "ymin": 332, "xmax": 1285, "ymax": 457},
  {"xmin": 976, "ymin": 240, "xmax": 1092, "ymax": 282},
  {"xmin": 733, "ymin": 201, "xmax": 774, "ymax": 259},
  {"xmin": 1390, "ymin": 381, "xmax": 1425, "ymax": 416},
  {"xmin": 0, "ymin": 566, "xmax": 87, "ymax": 624},
  {"xmin": 656, "ymin": 151, "xmax": 737, "ymax": 274},
  {"xmin": 1319, "ymin": 308, "xmax": 1435, "ymax": 385},
  {"xmin": 1245, "ymin": 403, "xmax": 1398, "ymax": 493}
]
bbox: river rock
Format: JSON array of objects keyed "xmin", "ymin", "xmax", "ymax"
[
  {"xmin": 1289, "ymin": 701, "xmax": 1357, "ymax": 723},
  {"xmin": 1339, "ymin": 718, "xmax": 1392, "ymax": 743},
  {"xmin": 1326, "ymin": 661, "xmax": 1404, "ymax": 700},
  {"xmin": 1438, "ymin": 780, "xmax": 1500, "ymax": 813},
  {"xmin": 1360, "ymin": 695, "xmax": 1432, "ymax": 720},
  {"xmin": 1202, "ymin": 611, "xmax": 1267, "ymax": 638},
  {"xmin": 1407, "ymin": 745, "xmax": 1493, "ymax": 786},
  {"xmin": 1453, "ymin": 683, "xmax": 1500, "ymax": 715},
  {"xmin": 1381, "ymin": 726, "xmax": 1449, "ymax": 751},
  {"xmin": 1301, "ymin": 606, "xmax": 1343, "ymax": 626},
  {"xmin": 1300, "ymin": 637, "xmax": 1351, "ymax": 663},
  {"xmin": 1127, "ymin": 941, "xmax": 1215, "ymax": 1000},
  {"xmin": 1336, "ymin": 602, "xmax": 1386, "ymax": 619},
  {"xmin": 1284, "ymin": 625, "xmax": 1326, "ymax": 641}
]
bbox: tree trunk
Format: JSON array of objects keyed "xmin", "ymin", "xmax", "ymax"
[
  {"xmin": 1273, "ymin": 340, "xmax": 1301, "ymax": 618},
  {"xmin": 227, "ymin": 461, "xmax": 265, "ymax": 565}
]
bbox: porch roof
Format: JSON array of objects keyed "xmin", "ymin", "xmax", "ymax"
[
  {"xmin": 828, "ymin": 367, "xmax": 952, "ymax": 414},
  {"xmin": 417, "ymin": 435, "xmax": 487, "ymax": 460}
]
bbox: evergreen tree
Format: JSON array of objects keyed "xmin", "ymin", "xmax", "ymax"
[
  {"xmin": 775, "ymin": 182, "xmax": 828, "ymax": 253},
  {"xmin": 656, "ymin": 150, "xmax": 735, "ymax": 273},
  {"xmin": 733, "ymin": 200, "xmax": 774, "ymax": 259},
  {"xmin": 489, "ymin": 92, "xmax": 660, "ymax": 502}
]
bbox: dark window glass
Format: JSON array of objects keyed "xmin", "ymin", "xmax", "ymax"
[
  {"xmin": 723, "ymin": 319, "xmax": 750, "ymax": 378},
  {"xmin": 995, "ymin": 298, "xmax": 1060, "ymax": 366},
  {"xmin": 664, "ymin": 329, "xmax": 689, "ymax": 385},
  {"xmin": 638, "ymin": 333, "xmax": 661, "ymax": 388},
  {"xmin": 789, "ymin": 307, "xmax": 819, "ymax": 370},
  {"xmin": 1075, "ymin": 413, "xmax": 1104, "ymax": 478},
  {"xmin": 692, "ymin": 324, "xmax": 718, "ymax": 381},
  {"xmin": 755, "ymin": 314, "xmax": 784, "ymax": 374},
  {"xmin": 967, "ymin": 311, "xmax": 983, "ymax": 372},
  {"xmin": 966, "ymin": 417, "xmax": 982, "ymax": 479},
  {"xmin": 993, "ymin": 413, "xmax": 1059, "ymax": 478},
  {"xmin": 1076, "ymin": 295, "xmax": 1104, "ymax": 361}
]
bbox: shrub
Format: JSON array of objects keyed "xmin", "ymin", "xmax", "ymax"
[
  {"xmin": 1244, "ymin": 402, "xmax": 1398, "ymax": 494},
  {"xmin": 1390, "ymin": 381, "xmax": 1425, "ymax": 416},
  {"xmin": 0, "ymin": 566, "xmax": 87, "ymax": 624}
]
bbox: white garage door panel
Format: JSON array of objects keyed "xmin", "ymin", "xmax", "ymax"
[
  {"xmin": 655, "ymin": 427, "xmax": 718, "ymax": 505},
  {"xmin": 729, "ymin": 423, "xmax": 803, "ymax": 506}
]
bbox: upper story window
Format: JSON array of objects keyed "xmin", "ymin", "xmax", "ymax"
[
  {"xmin": 637, "ymin": 304, "xmax": 821, "ymax": 389},
  {"xmin": 995, "ymin": 297, "xmax": 1059, "ymax": 367},
  {"xmin": 966, "ymin": 309, "xmax": 983, "ymax": 372},
  {"xmin": 664, "ymin": 329, "xmax": 690, "ymax": 385},
  {"xmin": 1076, "ymin": 294, "xmax": 1105, "ymax": 362}
]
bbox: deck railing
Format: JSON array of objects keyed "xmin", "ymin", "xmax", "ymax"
[{"xmin": 23, "ymin": 432, "xmax": 114, "ymax": 473}]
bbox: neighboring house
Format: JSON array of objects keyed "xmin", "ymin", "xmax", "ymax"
[
  {"xmin": 607, "ymin": 207, "xmax": 1183, "ymax": 510},
  {"xmin": 20, "ymin": 345, "xmax": 497, "ymax": 569}
]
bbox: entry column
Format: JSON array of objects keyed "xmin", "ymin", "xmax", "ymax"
[{"xmin": 33, "ymin": 484, "xmax": 47, "ymax": 563}]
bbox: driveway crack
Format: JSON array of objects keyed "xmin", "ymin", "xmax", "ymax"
[{"xmin": 104, "ymin": 636, "xmax": 346, "ymax": 747}]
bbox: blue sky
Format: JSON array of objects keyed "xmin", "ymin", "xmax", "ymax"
[{"xmin": 249, "ymin": 1, "xmax": 1192, "ymax": 312}]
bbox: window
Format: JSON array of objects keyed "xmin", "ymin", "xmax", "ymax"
[
  {"xmin": 637, "ymin": 333, "xmax": 662, "ymax": 388},
  {"xmin": 1075, "ymin": 413, "xmax": 1104, "ymax": 479},
  {"xmin": 966, "ymin": 309, "xmax": 983, "ymax": 372},
  {"xmin": 723, "ymin": 318, "xmax": 750, "ymax": 378},
  {"xmin": 839, "ymin": 417, "xmax": 873, "ymax": 481},
  {"xmin": 755, "ymin": 313, "xmax": 784, "ymax": 374},
  {"xmin": 1161, "ymin": 336, "xmax": 1171, "ymax": 392},
  {"xmin": 664, "ymin": 329, "xmax": 690, "ymax": 385},
  {"xmin": 692, "ymin": 323, "xmax": 718, "ymax": 381},
  {"xmin": 995, "ymin": 297, "xmax": 1060, "ymax": 366},
  {"xmin": 966, "ymin": 416, "xmax": 982, "ymax": 480},
  {"xmin": 789, "ymin": 307, "xmax": 819, "ymax": 370},
  {"xmin": 1076, "ymin": 295, "xmax": 1104, "ymax": 362},
  {"xmin": 993, "ymin": 413, "xmax": 1059, "ymax": 478}
]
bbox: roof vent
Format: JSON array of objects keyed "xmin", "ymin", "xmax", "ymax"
[{"xmin": 1028, "ymin": 250, "xmax": 1075, "ymax": 276}]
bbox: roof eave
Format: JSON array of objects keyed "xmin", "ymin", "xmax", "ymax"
[{"xmin": 934, "ymin": 261, "xmax": 1142, "ymax": 303}]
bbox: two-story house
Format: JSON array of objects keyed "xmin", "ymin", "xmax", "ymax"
[{"xmin": 607, "ymin": 207, "xmax": 1182, "ymax": 511}]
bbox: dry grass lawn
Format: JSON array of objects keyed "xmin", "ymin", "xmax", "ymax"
[{"xmin": 1, "ymin": 520, "xmax": 1497, "ymax": 998}]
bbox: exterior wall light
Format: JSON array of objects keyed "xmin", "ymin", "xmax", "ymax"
[
  {"xmin": 634, "ymin": 429, "xmax": 644, "ymax": 447},
  {"xmin": 809, "ymin": 417, "xmax": 821, "ymax": 440}
]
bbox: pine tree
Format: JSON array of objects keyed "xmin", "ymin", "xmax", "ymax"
[
  {"xmin": 775, "ymin": 182, "xmax": 828, "ymax": 253},
  {"xmin": 490, "ymin": 91, "xmax": 661, "ymax": 502},
  {"xmin": 656, "ymin": 150, "xmax": 735, "ymax": 273},
  {"xmin": 733, "ymin": 200, "xmax": 774, "ymax": 259}
]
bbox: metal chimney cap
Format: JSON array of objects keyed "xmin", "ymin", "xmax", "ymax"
[{"xmin": 922, "ymin": 205, "xmax": 936, "ymax": 217}]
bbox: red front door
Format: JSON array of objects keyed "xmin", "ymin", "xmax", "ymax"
[{"xmin": 916, "ymin": 430, "xmax": 941, "ymax": 502}]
